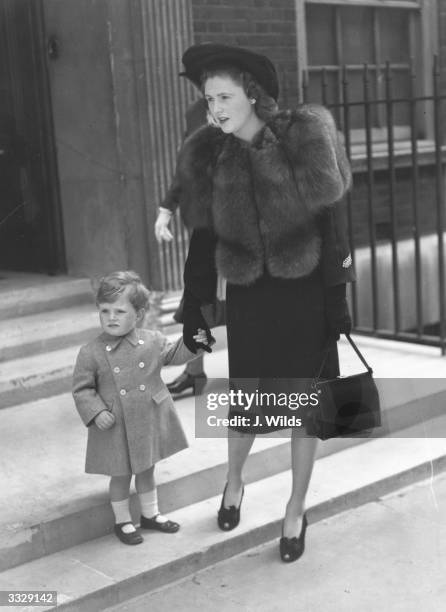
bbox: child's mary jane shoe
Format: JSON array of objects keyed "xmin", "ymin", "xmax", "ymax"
[
  {"xmin": 114, "ymin": 522, "xmax": 143, "ymax": 545},
  {"xmin": 140, "ymin": 513, "xmax": 180, "ymax": 533}
]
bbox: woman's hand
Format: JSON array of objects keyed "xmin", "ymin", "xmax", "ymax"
[
  {"xmin": 155, "ymin": 208, "xmax": 174, "ymax": 243},
  {"xmin": 193, "ymin": 328, "xmax": 216, "ymax": 350},
  {"xmin": 183, "ymin": 289, "xmax": 214, "ymax": 353},
  {"xmin": 183, "ymin": 310, "xmax": 215, "ymax": 354},
  {"xmin": 94, "ymin": 410, "xmax": 115, "ymax": 430}
]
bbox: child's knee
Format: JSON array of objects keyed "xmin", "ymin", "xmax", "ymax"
[
  {"xmin": 109, "ymin": 474, "xmax": 132, "ymax": 498},
  {"xmin": 135, "ymin": 466, "xmax": 155, "ymax": 492},
  {"xmin": 137, "ymin": 466, "xmax": 155, "ymax": 478}
]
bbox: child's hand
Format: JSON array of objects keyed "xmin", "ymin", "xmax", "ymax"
[
  {"xmin": 193, "ymin": 328, "xmax": 216, "ymax": 349},
  {"xmin": 95, "ymin": 410, "xmax": 115, "ymax": 430}
]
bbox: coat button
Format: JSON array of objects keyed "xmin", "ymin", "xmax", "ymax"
[
  {"xmin": 139, "ymin": 362, "xmax": 145, "ymax": 368},
  {"xmin": 113, "ymin": 366, "xmax": 120, "ymax": 373},
  {"xmin": 120, "ymin": 389, "xmax": 126, "ymax": 396},
  {"xmin": 106, "ymin": 345, "xmax": 112, "ymax": 352},
  {"xmin": 139, "ymin": 384, "xmax": 146, "ymax": 391},
  {"xmin": 138, "ymin": 339, "xmax": 144, "ymax": 345}
]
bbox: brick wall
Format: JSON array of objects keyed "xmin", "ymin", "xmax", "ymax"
[{"xmin": 191, "ymin": 0, "xmax": 299, "ymax": 107}]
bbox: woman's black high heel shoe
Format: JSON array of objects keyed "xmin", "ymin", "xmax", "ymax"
[
  {"xmin": 217, "ymin": 483, "xmax": 244, "ymax": 531},
  {"xmin": 280, "ymin": 513, "xmax": 308, "ymax": 563}
]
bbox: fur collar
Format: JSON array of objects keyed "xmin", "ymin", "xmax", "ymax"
[
  {"xmin": 177, "ymin": 105, "xmax": 351, "ymax": 230},
  {"xmin": 177, "ymin": 105, "xmax": 352, "ymax": 284}
]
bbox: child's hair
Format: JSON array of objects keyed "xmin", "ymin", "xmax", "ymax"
[{"xmin": 96, "ymin": 270, "xmax": 150, "ymax": 311}]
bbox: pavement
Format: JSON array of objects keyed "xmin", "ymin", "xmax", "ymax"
[
  {"xmin": 107, "ymin": 472, "xmax": 446, "ymax": 612},
  {"xmin": 1, "ymin": 331, "xmax": 446, "ymax": 610}
]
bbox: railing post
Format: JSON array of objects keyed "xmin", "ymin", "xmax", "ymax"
[
  {"xmin": 433, "ymin": 55, "xmax": 446, "ymax": 355},
  {"xmin": 409, "ymin": 56, "xmax": 423, "ymax": 338},
  {"xmin": 302, "ymin": 70, "xmax": 309, "ymax": 104},
  {"xmin": 385, "ymin": 61, "xmax": 400, "ymax": 334},
  {"xmin": 321, "ymin": 67, "xmax": 328, "ymax": 107},
  {"xmin": 342, "ymin": 65, "xmax": 358, "ymax": 327},
  {"xmin": 363, "ymin": 62, "xmax": 379, "ymax": 332}
]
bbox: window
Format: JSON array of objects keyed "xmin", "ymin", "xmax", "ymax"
[{"xmin": 295, "ymin": 0, "xmax": 438, "ymax": 143}]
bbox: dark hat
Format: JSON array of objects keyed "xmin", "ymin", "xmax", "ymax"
[{"xmin": 180, "ymin": 43, "xmax": 279, "ymax": 101}]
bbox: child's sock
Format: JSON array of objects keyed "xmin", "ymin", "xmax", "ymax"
[
  {"xmin": 111, "ymin": 498, "xmax": 136, "ymax": 533},
  {"xmin": 139, "ymin": 489, "xmax": 168, "ymax": 523}
]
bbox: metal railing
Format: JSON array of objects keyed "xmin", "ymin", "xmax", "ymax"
[{"xmin": 301, "ymin": 57, "xmax": 446, "ymax": 352}]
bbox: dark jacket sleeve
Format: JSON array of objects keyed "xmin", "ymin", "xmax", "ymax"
[
  {"xmin": 319, "ymin": 200, "xmax": 356, "ymax": 287},
  {"xmin": 183, "ymin": 228, "xmax": 218, "ymax": 304},
  {"xmin": 182, "ymin": 228, "xmax": 218, "ymax": 353},
  {"xmin": 160, "ymin": 170, "xmax": 181, "ymax": 213},
  {"xmin": 160, "ymin": 99, "xmax": 208, "ymax": 214}
]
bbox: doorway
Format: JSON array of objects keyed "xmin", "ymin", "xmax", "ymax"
[{"xmin": 0, "ymin": 0, "xmax": 64, "ymax": 273}]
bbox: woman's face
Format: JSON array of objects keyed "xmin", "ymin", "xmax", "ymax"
[{"xmin": 204, "ymin": 74, "xmax": 257, "ymax": 139}]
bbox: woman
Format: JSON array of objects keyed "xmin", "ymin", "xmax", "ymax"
[
  {"xmin": 155, "ymin": 98, "xmax": 212, "ymax": 397},
  {"xmin": 175, "ymin": 43, "xmax": 354, "ymax": 562}
]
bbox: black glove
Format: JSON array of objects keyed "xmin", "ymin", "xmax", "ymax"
[
  {"xmin": 182, "ymin": 289, "xmax": 215, "ymax": 354},
  {"xmin": 325, "ymin": 283, "xmax": 352, "ymax": 341}
]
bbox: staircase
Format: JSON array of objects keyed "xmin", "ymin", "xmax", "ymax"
[
  {"xmin": 1, "ymin": 273, "xmax": 446, "ymax": 610},
  {"xmin": 0, "ymin": 273, "xmax": 181, "ymax": 409}
]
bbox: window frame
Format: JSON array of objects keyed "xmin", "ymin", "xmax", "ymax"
[{"xmin": 294, "ymin": 0, "xmax": 439, "ymax": 142}]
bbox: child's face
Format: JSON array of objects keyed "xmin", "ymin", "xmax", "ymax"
[{"xmin": 98, "ymin": 289, "xmax": 143, "ymax": 337}]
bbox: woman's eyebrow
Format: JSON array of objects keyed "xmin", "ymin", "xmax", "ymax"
[{"xmin": 205, "ymin": 91, "xmax": 233, "ymax": 97}]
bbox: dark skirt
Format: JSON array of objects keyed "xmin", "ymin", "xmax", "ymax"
[{"xmin": 225, "ymin": 267, "xmax": 339, "ymax": 433}]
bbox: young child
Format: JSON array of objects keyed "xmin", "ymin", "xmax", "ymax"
[{"xmin": 72, "ymin": 270, "xmax": 213, "ymax": 545}]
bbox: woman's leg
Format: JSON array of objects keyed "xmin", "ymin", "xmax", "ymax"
[
  {"xmin": 283, "ymin": 433, "xmax": 318, "ymax": 538},
  {"xmin": 223, "ymin": 431, "xmax": 256, "ymax": 506}
]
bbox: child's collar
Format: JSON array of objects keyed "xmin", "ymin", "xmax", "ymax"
[{"xmin": 100, "ymin": 328, "xmax": 140, "ymax": 351}]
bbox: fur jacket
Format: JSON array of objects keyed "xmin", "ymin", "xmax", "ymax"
[{"xmin": 174, "ymin": 104, "xmax": 352, "ymax": 286}]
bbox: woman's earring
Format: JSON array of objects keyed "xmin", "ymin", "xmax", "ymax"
[{"xmin": 250, "ymin": 98, "xmax": 256, "ymax": 105}]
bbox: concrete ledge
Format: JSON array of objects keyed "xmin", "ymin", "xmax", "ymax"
[
  {"xmin": 0, "ymin": 305, "xmax": 99, "ymax": 362},
  {"xmin": 0, "ymin": 322, "xmax": 199, "ymax": 410},
  {"xmin": 2, "ymin": 330, "xmax": 446, "ymax": 572},
  {"xmin": 0, "ymin": 347, "xmax": 79, "ymax": 410},
  {"xmin": 0, "ymin": 275, "xmax": 93, "ymax": 320},
  {"xmin": 0, "ymin": 433, "xmax": 445, "ymax": 611},
  {"xmin": 1, "ymin": 383, "xmax": 446, "ymax": 575}
]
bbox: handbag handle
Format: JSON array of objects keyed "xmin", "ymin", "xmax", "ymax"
[{"xmin": 313, "ymin": 334, "xmax": 373, "ymax": 384}]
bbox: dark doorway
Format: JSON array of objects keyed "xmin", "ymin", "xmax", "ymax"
[{"xmin": 0, "ymin": 0, "xmax": 64, "ymax": 273}]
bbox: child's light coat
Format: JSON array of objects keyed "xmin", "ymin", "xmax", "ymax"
[{"xmin": 73, "ymin": 329, "xmax": 194, "ymax": 475}]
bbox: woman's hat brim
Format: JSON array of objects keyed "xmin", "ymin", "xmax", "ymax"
[{"xmin": 180, "ymin": 43, "xmax": 279, "ymax": 101}]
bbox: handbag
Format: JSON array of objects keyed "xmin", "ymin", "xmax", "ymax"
[{"xmin": 307, "ymin": 334, "xmax": 381, "ymax": 440}]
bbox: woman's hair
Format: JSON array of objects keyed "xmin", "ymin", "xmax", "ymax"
[
  {"xmin": 96, "ymin": 270, "xmax": 150, "ymax": 311},
  {"xmin": 200, "ymin": 64, "xmax": 278, "ymax": 122}
]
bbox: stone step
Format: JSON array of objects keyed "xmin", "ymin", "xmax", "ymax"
[
  {"xmin": 0, "ymin": 273, "xmax": 93, "ymax": 320},
  {"xmin": 0, "ymin": 346, "xmax": 80, "ymax": 409},
  {"xmin": 0, "ymin": 304, "xmax": 100, "ymax": 362},
  {"xmin": 1, "ymin": 341, "xmax": 445, "ymax": 575},
  {"xmin": 1, "ymin": 430, "xmax": 445, "ymax": 611},
  {"xmin": 0, "ymin": 322, "xmax": 220, "ymax": 410}
]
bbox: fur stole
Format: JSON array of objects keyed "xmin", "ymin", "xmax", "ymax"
[{"xmin": 177, "ymin": 105, "xmax": 352, "ymax": 285}]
